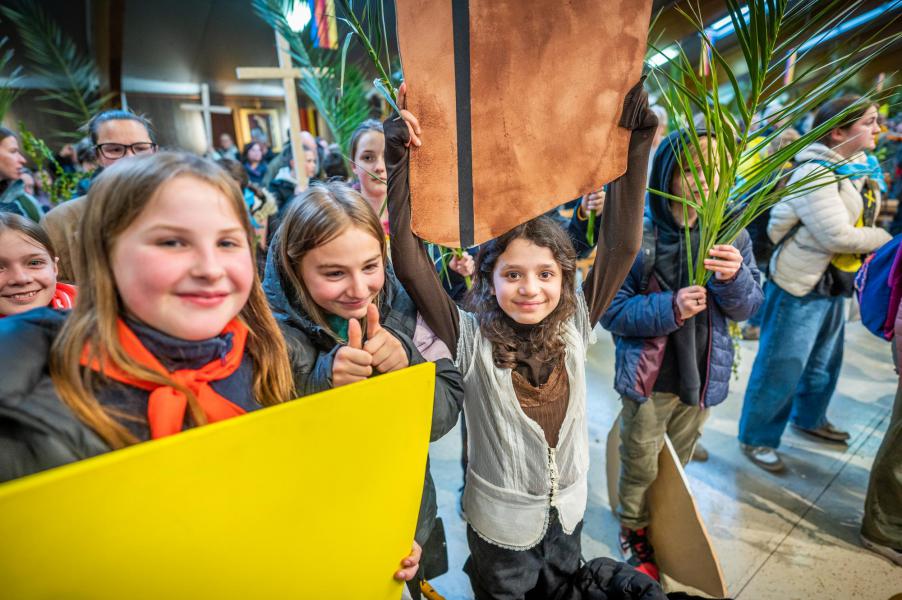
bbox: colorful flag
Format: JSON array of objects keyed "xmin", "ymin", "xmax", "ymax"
[
  {"xmin": 312, "ymin": 0, "xmax": 338, "ymax": 49},
  {"xmin": 783, "ymin": 50, "xmax": 797, "ymax": 86}
]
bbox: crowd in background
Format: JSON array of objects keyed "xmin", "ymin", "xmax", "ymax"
[{"xmin": 1, "ymin": 87, "xmax": 901, "ymax": 599}]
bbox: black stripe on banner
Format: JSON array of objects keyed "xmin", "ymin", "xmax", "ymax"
[{"xmin": 451, "ymin": 0, "xmax": 474, "ymax": 248}]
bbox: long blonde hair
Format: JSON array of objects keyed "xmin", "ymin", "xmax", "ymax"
[
  {"xmin": 272, "ymin": 181, "xmax": 386, "ymax": 341},
  {"xmin": 49, "ymin": 152, "xmax": 294, "ymax": 448}
]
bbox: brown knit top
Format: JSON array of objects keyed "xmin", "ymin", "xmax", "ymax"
[{"xmin": 512, "ymin": 358, "xmax": 570, "ymax": 447}]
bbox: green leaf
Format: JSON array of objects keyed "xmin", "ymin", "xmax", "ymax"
[{"xmin": 649, "ymin": 0, "xmax": 898, "ymax": 285}]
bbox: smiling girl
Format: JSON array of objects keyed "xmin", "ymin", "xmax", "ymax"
[
  {"xmin": 1, "ymin": 152, "xmax": 293, "ymax": 472},
  {"xmin": 386, "ymin": 83, "xmax": 657, "ymax": 597},
  {"xmin": 0, "ymin": 213, "xmax": 76, "ymax": 317},
  {"xmin": 263, "ymin": 181, "xmax": 464, "ymax": 592}
]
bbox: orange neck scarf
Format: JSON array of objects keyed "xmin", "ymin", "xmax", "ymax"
[{"xmin": 82, "ymin": 318, "xmax": 249, "ymax": 439}]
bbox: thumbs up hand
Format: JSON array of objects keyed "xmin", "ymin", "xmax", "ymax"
[
  {"xmin": 332, "ymin": 316, "xmax": 374, "ymax": 387},
  {"xmin": 363, "ymin": 303, "xmax": 409, "ymax": 374}
]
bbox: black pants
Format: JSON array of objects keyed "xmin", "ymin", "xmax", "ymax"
[{"xmin": 464, "ymin": 510, "xmax": 583, "ymax": 600}]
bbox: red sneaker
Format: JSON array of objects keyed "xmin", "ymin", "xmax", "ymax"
[{"xmin": 619, "ymin": 526, "xmax": 660, "ymax": 581}]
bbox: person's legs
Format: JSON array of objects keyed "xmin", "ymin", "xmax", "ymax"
[
  {"xmin": 530, "ymin": 517, "xmax": 583, "ymax": 600},
  {"xmin": 667, "ymin": 403, "xmax": 710, "ymax": 466},
  {"xmin": 739, "ymin": 282, "xmax": 827, "ymax": 449},
  {"xmin": 465, "ymin": 524, "xmax": 542, "ymax": 600},
  {"xmin": 861, "ymin": 379, "xmax": 902, "ymax": 559},
  {"xmin": 617, "ymin": 393, "xmax": 679, "ymax": 528},
  {"xmin": 464, "ymin": 511, "xmax": 581, "ymax": 600},
  {"xmin": 790, "ymin": 296, "xmax": 845, "ymax": 431}
]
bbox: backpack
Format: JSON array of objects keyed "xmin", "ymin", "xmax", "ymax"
[{"xmin": 856, "ymin": 233, "xmax": 902, "ymax": 341}]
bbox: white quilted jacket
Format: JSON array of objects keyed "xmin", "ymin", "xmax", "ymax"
[{"xmin": 767, "ymin": 143, "xmax": 891, "ymax": 297}]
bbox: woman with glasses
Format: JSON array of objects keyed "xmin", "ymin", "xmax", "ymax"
[{"xmin": 41, "ymin": 109, "xmax": 157, "ymax": 283}]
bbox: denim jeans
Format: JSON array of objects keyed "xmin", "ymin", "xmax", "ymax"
[{"xmin": 739, "ymin": 281, "xmax": 845, "ymax": 449}]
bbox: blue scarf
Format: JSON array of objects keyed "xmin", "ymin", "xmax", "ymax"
[{"xmin": 813, "ymin": 153, "xmax": 886, "ymax": 193}]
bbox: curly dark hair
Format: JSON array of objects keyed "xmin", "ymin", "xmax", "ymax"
[{"xmin": 465, "ymin": 216, "xmax": 578, "ymax": 370}]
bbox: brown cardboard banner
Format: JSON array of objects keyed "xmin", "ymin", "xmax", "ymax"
[{"xmin": 396, "ymin": 0, "xmax": 653, "ymax": 247}]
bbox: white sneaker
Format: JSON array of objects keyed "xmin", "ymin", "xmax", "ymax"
[
  {"xmin": 860, "ymin": 532, "xmax": 902, "ymax": 567},
  {"xmin": 740, "ymin": 443, "xmax": 785, "ymax": 472}
]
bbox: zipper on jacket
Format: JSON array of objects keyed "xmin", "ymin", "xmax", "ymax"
[
  {"xmin": 548, "ymin": 447, "xmax": 559, "ymax": 507},
  {"xmin": 699, "ymin": 309, "xmax": 713, "ymax": 409}
]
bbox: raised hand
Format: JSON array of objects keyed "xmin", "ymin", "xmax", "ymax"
[
  {"xmin": 396, "ymin": 82, "xmax": 422, "ymax": 148},
  {"xmin": 332, "ymin": 316, "xmax": 373, "ymax": 387},
  {"xmin": 363, "ymin": 303, "xmax": 409, "ymax": 374}
]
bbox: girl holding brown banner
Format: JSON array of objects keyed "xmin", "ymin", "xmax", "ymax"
[{"xmin": 385, "ymin": 83, "xmax": 660, "ymax": 598}]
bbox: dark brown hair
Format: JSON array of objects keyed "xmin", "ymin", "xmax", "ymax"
[
  {"xmin": 813, "ymin": 95, "xmax": 876, "ymax": 147},
  {"xmin": 465, "ymin": 216, "xmax": 578, "ymax": 369},
  {"xmin": 0, "ymin": 211, "xmax": 56, "ymax": 257}
]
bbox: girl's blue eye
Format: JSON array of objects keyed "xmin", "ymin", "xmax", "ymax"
[
  {"xmin": 326, "ymin": 271, "xmax": 343, "ymax": 278},
  {"xmin": 29, "ymin": 259, "xmax": 47, "ymax": 267},
  {"xmin": 158, "ymin": 239, "xmax": 183, "ymax": 247}
]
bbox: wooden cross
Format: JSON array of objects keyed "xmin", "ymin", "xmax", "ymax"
[
  {"xmin": 236, "ymin": 32, "xmax": 306, "ymax": 185},
  {"xmin": 180, "ymin": 83, "xmax": 232, "ymax": 152}
]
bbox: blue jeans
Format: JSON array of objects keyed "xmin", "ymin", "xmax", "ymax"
[{"xmin": 739, "ymin": 281, "xmax": 845, "ymax": 448}]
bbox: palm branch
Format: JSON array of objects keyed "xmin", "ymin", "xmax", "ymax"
[
  {"xmin": 0, "ymin": 34, "xmax": 22, "ymax": 123},
  {"xmin": 0, "ymin": 0, "xmax": 114, "ymax": 140},
  {"xmin": 648, "ymin": 0, "xmax": 901, "ymax": 285},
  {"xmin": 17, "ymin": 121, "xmax": 88, "ymax": 205},
  {"xmin": 252, "ymin": 0, "xmax": 371, "ymax": 158}
]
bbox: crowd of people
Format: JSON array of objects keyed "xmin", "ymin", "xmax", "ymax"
[{"xmin": 1, "ymin": 78, "xmax": 901, "ymax": 599}]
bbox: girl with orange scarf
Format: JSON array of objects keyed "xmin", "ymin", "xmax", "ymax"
[{"xmin": 0, "ymin": 152, "xmax": 422, "ymax": 584}]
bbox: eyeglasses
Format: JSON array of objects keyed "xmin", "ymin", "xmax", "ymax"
[{"xmin": 94, "ymin": 142, "xmax": 158, "ymax": 160}]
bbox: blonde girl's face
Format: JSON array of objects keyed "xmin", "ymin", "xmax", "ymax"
[
  {"xmin": 351, "ymin": 131, "xmax": 386, "ymax": 204},
  {"xmin": 298, "ymin": 226, "xmax": 385, "ymax": 320},
  {"xmin": 111, "ymin": 175, "xmax": 254, "ymax": 341},
  {"xmin": 491, "ymin": 238, "xmax": 562, "ymax": 325},
  {"xmin": 0, "ymin": 229, "xmax": 58, "ymax": 316}
]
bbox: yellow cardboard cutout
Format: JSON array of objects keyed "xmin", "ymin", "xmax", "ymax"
[{"xmin": 0, "ymin": 363, "xmax": 436, "ymax": 600}]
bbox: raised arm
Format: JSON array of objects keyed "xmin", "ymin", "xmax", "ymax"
[
  {"xmin": 584, "ymin": 81, "xmax": 658, "ymax": 325},
  {"xmin": 384, "ymin": 109, "xmax": 461, "ymax": 354}
]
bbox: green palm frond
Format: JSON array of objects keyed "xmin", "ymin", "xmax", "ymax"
[
  {"xmin": 333, "ymin": 0, "xmax": 399, "ymax": 111},
  {"xmin": 0, "ymin": 0, "xmax": 114, "ymax": 139},
  {"xmin": 252, "ymin": 0, "xmax": 371, "ymax": 157},
  {"xmin": 648, "ymin": 0, "xmax": 901, "ymax": 285},
  {"xmin": 0, "ymin": 35, "xmax": 22, "ymax": 122}
]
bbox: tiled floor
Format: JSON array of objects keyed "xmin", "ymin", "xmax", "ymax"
[{"xmin": 426, "ymin": 320, "xmax": 902, "ymax": 599}]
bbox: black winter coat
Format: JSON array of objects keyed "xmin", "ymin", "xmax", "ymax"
[
  {"xmin": 0, "ymin": 309, "xmax": 109, "ymax": 482},
  {"xmin": 0, "ymin": 308, "xmax": 262, "ymax": 483}
]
